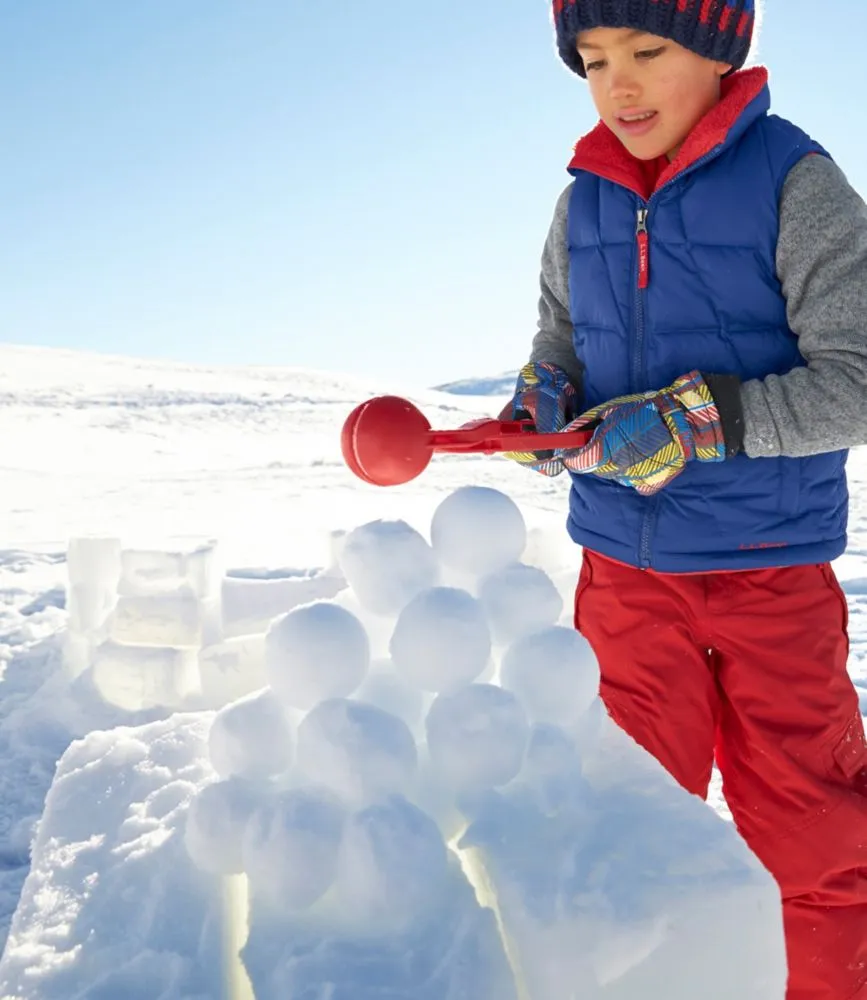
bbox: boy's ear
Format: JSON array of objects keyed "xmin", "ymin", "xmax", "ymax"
[{"xmin": 717, "ymin": 61, "xmax": 734, "ymax": 77}]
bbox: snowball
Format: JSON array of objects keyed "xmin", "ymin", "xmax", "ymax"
[
  {"xmin": 208, "ymin": 689, "xmax": 294, "ymax": 781},
  {"xmin": 353, "ymin": 659, "xmax": 427, "ymax": 734},
  {"xmin": 477, "ymin": 564, "xmax": 563, "ymax": 646},
  {"xmin": 184, "ymin": 778, "xmax": 262, "ymax": 875},
  {"xmin": 430, "ymin": 487, "xmax": 526, "ymax": 577},
  {"xmin": 500, "ymin": 626, "xmax": 600, "ymax": 727},
  {"xmin": 425, "ymin": 684, "xmax": 529, "ymax": 792},
  {"xmin": 338, "ymin": 520, "xmax": 440, "ymax": 615},
  {"xmin": 296, "ymin": 698, "xmax": 418, "ymax": 807},
  {"xmin": 389, "ymin": 587, "xmax": 491, "ymax": 693},
  {"xmin": 332, "ymin": 795, "xmax": 448, "ymax": 934},
  {"xmin": 265, "ymin": 601, "xmax": 369, "ymax": 711},
  {"xmin": 242, "ymin": 787, "xmax": 346, "ymax": 911},
  {"xmin": 524, "ymin": 723, "xmax": 578, "ymax": 781},
  {"xmin": 521, "ymin": 723, "xmax": 589, "ymax": 811}
]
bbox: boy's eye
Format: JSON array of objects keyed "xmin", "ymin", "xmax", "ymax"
[
  {"xmin": 636, "ymin": 46, "xmax": 666, "ymax": 61},
  {"xmin": 583, "ymin": 46, "xmax": 665, "ymax": 72}
]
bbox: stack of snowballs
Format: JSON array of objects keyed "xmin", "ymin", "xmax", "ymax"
[{"xmin": 184, "ymin": 485, "xmax": 600, "ymax": 934}]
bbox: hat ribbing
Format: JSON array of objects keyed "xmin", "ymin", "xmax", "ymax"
[{"xmin": 553, "ymin": 0, "xmax": 756, "ymax": 77}]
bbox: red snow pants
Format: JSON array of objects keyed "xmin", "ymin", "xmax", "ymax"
[{"xmin": 574, "ymin": 549, "xmax": 867, "ymax": 1000}]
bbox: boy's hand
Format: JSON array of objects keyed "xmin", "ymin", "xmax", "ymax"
[
  {"xmin": 499, "ymin": 361, "xmax": 582, "ymax": 476},
  {"xmin": 558, "ymin": 371, "xmax": 742, "ymax": 495}
]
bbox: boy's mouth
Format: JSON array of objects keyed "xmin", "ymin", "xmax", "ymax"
[{"xmin": 615, "ymin": 110, "xmax": 659, "ymax": 137}]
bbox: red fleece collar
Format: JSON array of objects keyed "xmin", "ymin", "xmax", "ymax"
[{"xmin": 568, "ymin": 67, "xmax": 770, "ymax": 201}]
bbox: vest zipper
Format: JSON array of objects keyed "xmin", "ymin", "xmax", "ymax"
[
  {"xmin": 634, "ymin": 204, "xmax": 655, "ymax": 569},
  {"xmin": 631, "ymin": 205, "xmax": 649, "ymax": 395},
  {"xmin": 636, "ymin": 208, "xmax": 649, "ymax": 290},
  {"xmin": 639, "ymin": 496, "xmax": 659, "ymax": 570}
]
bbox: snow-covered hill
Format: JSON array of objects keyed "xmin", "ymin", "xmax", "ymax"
[
  {"xmin": 1, "ymin": 345, "xmax": 568, "ymax": 567},
  {"xmin": 433, "ymin": 371, "xmax": 517, "ymax": 396}
]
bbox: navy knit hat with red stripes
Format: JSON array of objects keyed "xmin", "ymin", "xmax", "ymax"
[{"xmin": 554, "ymin": 0, "xmax": 756, "ymax": 78}]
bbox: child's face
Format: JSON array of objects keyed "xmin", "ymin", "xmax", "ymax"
[{"xmin": 576, "ymin": 28, "xmax": 732, "ymax": 161}]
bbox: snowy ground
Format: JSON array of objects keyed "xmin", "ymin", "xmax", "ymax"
[{"xmin": 1, "ymin": 343, "xmax": 866, "ymax": 988}]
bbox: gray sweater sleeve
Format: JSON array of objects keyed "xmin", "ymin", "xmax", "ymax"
[
  {"xmin": 528, "ymin": 184, "xmax": 585, "ymax": 389},
  {"xmin": 741, "ymin": 154, "xmax": 867, "ymax": 458}
]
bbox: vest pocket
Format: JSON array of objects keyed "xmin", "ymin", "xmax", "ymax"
[{"xmin": 779, "ymin": 459, "xmax": 801, "ymax": 517}]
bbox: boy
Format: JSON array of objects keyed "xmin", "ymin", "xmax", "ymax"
[{"xmin": 504, "ymin": 1, "xmax": 867, "ymax": 997}]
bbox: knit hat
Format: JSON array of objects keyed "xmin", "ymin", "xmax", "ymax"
[{"xmin": 553, "ymin": 0, "xmax": 756, "ymax": 78}]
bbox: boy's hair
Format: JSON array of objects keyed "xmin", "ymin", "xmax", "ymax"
[{"xmin": 553, "ymin": 0, "xmax": 758, "ymax": 78}]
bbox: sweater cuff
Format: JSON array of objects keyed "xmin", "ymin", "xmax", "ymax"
[{"xmin": 702, "ymin": 373, "xmax": 745, "ymax": 458}]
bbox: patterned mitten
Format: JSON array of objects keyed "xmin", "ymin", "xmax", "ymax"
[
  {"xmin": 499, "ymin": 361, "xmax": 582, "ymax": 476},
  {"xmin": 558, "ymin": 371, "xmax": 740, "ymax": 495}
]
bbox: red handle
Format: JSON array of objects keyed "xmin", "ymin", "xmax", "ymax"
[{"xmin": 429, "ymin": 419, "xmax": 595, "ymax": 454}]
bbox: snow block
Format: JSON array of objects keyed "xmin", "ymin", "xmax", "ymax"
[
  {"xmin": 62, "ymin": 631, "xmax": 97, "ymax": 678},
  {"xmin": 199, "ymin": 633, "xmax": 268, "ymax": 707},
  {"xmin": 66, "ymin": 538, "xmax": 223, "ymax": 696},
  {"xmin": 91, "ymin": 640, "xmax": 200, "ymax": 711},
  {"xmin": 108, "ymin": 593, "xmax": 220, "ymax": 648},
  {"xmin": 459, "ymin": 715, "xmax": 788, "ymax": 1000},
  {"xmin": 66, "ymin": 581, "xmax": 118, "ymax": 634},
  {"xmin": 0, "ymin": 715, "xmax": 226, "ymax": 1000},
  {"xmin": 242, "ymin": 856, "xmax": 517, "ymax": 1000},
  {"xmin": 118, "ymin": 540, "xmax": 219, "ymax": 599},
  {"xmin": 66, "ymin": 536, "xmax": 122, "ymax": 590},
  {"xmin": 221, "ymin": 571, "xmax": 346, "ymax": 638}
]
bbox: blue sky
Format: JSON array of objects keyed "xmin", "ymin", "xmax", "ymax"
[{"xmin": 2, "ymin": 1, "xmax": 865, "ymax": 387}]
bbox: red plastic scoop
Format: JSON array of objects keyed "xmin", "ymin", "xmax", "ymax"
[{"xmin": 341, "ymin": 395, "xmax": 595, "ymax": 486}]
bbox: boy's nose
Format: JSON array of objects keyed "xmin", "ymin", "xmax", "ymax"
[{"xmin": 608, "ymin": 72, "xmax": 640, "ymax": 101}]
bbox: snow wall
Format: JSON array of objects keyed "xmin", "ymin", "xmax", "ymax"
[{"xmin": 0, "ymin": 487, "xmax": 788, "ymax": 1000}]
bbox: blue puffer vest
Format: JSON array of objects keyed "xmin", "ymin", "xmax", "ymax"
[{"xmin": 564, "ymin": 68, "xmax": 848, "ymax": 572}]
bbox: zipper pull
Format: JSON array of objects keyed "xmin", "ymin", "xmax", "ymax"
[{"xmin": 636, "ymin": 208, "xmax": 649, "ymax": 290}]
